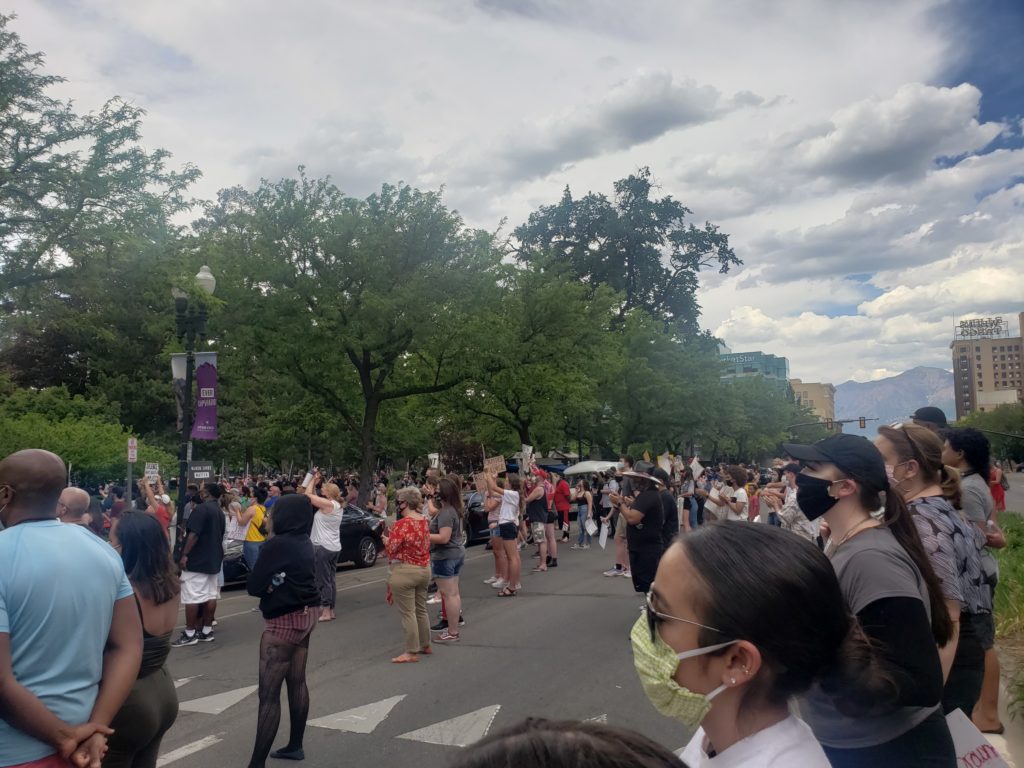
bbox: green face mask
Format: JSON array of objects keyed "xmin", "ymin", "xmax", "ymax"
[{"xmin": 630, "ymin": 614, "xmax": 736, "ymax": 728}]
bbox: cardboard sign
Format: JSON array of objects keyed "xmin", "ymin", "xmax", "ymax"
[
  {"xmin": 144, "ymin": 463, "xmax": 160, "ymax": 482},
  {"xmin": 472, "ymin": 472, "xmax": 488, "ymax": 490},
  {"xmin": 690, "ymin": 459, "xmax": 705, "ymax": 478},
  {"xmin": 428, "ymin": 452, "xmax": 440, "ymax": 469},
  {"xmin": 945, "ymin": 709, "xmax": 1010, "ymax": 768},
  {"xmin": 187, "ymin": 461, "xmax": 215, "ymax": 485},
  {"xmin": 484, "ymin": 455, "xmax": 506, "ymax": 475}
]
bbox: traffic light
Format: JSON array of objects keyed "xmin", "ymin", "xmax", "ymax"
[
  {"xmin": 858, "ymin": 417, "xmax": 867, "ymax": 429},
  {"xmin": 825, "ymin": 418, "xmax": 834, "ymax": 430}
]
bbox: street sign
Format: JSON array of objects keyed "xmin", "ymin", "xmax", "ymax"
[
  {"xmin": 187, "ymin": 461, "xmax": 215, "ymax": 486},
  {"xmin": 127, "ymin": 438, "xmax": 138, "ymax": 463}
]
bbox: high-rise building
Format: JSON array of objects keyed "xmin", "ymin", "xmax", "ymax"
[
  {"xmin": 950, "ymin": 312, "xmax": 1024, "ymax": 420},
  {"xmin": 720, "ymin": 351, "xmax": 790, "ymax": 387},
  {"xmin": 789, "ymin": 379, "xmax": 836, "ymax": 422}
]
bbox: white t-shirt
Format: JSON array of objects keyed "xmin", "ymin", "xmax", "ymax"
[
  {"xmin": 498, "ymin": 490, "xmax": 520, "ymax": 525},
  {"xmin": 680, "ymin": 715, "xmax": 830, "ymax": 768},
  {"xmin": 724, "ymin": 486, "xmax": 748, "ymax": 522},
  {"xmin": 310, "ymin": 500, "xmax": 343, "ymax": 552}
]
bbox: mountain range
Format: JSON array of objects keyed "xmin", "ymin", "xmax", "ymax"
[{"xmin": 835, "ymin": 366, "xmax": 954, "ymax": 437}]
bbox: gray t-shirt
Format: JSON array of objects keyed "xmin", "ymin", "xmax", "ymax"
[
  {"xmin": 429, "ymin": 505, "xmax": 465, "ymax": 562},
  {"xmin": 799, "ymin": 527, "xmax": 938, "ymax": 748},
  {"xmin": 961, "ymin": 471, "xmax": 998, "ymax": 580}
]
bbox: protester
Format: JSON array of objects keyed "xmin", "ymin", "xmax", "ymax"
[
  {"xmin": 524, "ymin": 470, "xmax": 549, "ymax": 573},
  {"xmin": 599, "ymin": 470, "xmax": 628, "ymax": 577},
  {"xmin": 990, "ymin": 460, "xmax": 1007, "ymax": 513},
  {"xmin": 570, "ymin": 479, "xmax": 594, "ymax": 549},
  {"xmin": 942, "ymin": 427, "xmax": 1005, "ymax": 734},
  {"xmin": 173, "ymin": 482, "xmax": 226, "ymax": 647},
  {"xmin": 481, "ymin": 473, "xmax": 508, "ymax": 587},
  {"xmin": 782, "ymin": 434, "xmax": 955, "ymax": 766},
  {"xmin": 678, "ymin": 466, "xmax": 697, "ymax": 532},
  {"xmin": 305, "ymin": 474, "xmax": 344, "ymax": 622},
  {"xmin": 58, "ymin": 486, "xmax": 94, "ymax": 530},
  {"xmin": 554, "ymin": 471, "xmax": 572, "ymax": 543},
  {"xmin": 429, "ymin": 477, "xmax": 466, "ymax": 640},
  {"xmin": 246, "ymin": 494, "xmax": 319, "ymax": 768},
  {"xmin": 449, "ymin": 718, "xmax": 691, "ymax": 768},
  {"xmin": 237, "ymin": 487, "xmax": 269, "ymax": 569},
  {"xmin": 912, "ymin": 406, "xmax": 948, "ymax": 434},
  {"xmin": 652, "ymin": 468, "xmax": 678, "ymax": 549},
  {"xmin": 761, "ymin": 463, "xmax": 818, "ymax": 542},
  {"xmin": 384, "ymin": 486, "xmax": 432, "ymax": 662},
  {"xmin": 0, "ymin": 449, "xmax": 142, "ymax": 768},
  {"xmin": 635, "ymin": 523, "xmax": 906, "ymax": 766},
  {"xmin": 543, "ymin": 470, "xmax": 560, "ymax": 567},
  {"xmin": 105, "ymin": 513, "xmax": 180, "ymax": 768},
  {"xmin": 136, "ymin": 476, "xmax": 171, "ymax": 538},
  {"xmin": 485, "ymin": 470, "xmax": 522, "ymax": 595},
  {"xmin": 613, "ymin": 460, "xmax": 665, "ymax": 595},
  {"xmin": 718, "ymin": 466, "xmax": 749, "ymax": 522}
]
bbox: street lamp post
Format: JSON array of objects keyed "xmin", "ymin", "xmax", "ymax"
[{"xmin": 173, "ymin": 266, "xmax": 216, "ymax": 533}]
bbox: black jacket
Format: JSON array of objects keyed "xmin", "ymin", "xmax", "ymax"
[{"xmin": 247, "ymin": 495, "xmax": 319, "ymax": 618}]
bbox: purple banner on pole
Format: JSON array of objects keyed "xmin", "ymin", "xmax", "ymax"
[{"xmin": 191, "ymin": 355, "xmax": 218, "ymax": 441}]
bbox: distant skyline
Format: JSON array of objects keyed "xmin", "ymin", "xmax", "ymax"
[{"xmin": 18, "ymin": 0, "xmax": 1024, "ymax": 383}]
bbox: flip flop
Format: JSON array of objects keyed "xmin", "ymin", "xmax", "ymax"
[
  {"xmin": 419, "ymin": 647, "xmax": 433, "ymax": 655},
  {"xmin": 391, "ymin": 654, "xmax": 420, "ymax": 663},
  {"xmin": 497, "ymin": 587, "xmax": 517, "ymax": 597}
]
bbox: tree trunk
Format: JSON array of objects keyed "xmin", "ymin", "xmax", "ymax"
[
  {"xmin": 516, "ymin": 422, "xmax": 533, "ymax": 447},
  {"xmin": 357, "ymin": 398, "xmax": 380, "ymax": 507}
]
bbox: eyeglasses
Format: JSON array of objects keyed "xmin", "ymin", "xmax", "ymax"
[{"xmin": 644, "ymin": 588, "xmax": 723, "ymax": 644}]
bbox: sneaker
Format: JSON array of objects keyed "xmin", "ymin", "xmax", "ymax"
[
  {"xmin": 603, "ymin": 567, "xmax": 624, "ymax": 577},
  {"xmin": 621, "ymin": 570, "xmax": 632, "ymax": 578},
  {"xmin": 582, "ymin": 544, "xmax": 590, "ymax": 549},
  {"xmin": 514, "ymin": 583, "xmax": 522, "ymax": 590},
  {"xmin": 431, "ymin": 618, "xmax": 448, "ymax": 631},
  {"xmin": 483, "ymin": 576, "xmax": 498, "ymax": 584},
  {"xmin": 172, "ymin": 631, "xmax": 199, "ymax": 648},
  {"xmin": 492, "ymin": 578, "xmax": 507, "ymax": 589},
  {"xmin": 427, "ymin": 594, "xmax": 442, "ymax": 604},
  {"xmin": 570, "ymin": 544, "xmax": 583, "ymax": 550},
  {"xmin": 436, "ymin": 630, "xmax": 460, "ymax": 643},
  {"xmin": 198, "ymin": 629, "xmax": 215, "ymax": 642},
  {"xmin": 458, "ymin": 614, "xmax": 465, "ymax": 627}
]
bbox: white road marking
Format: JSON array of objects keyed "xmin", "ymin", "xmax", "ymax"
[
  {"xmin": 178, "ymin": 684, "xmax": 258, "ymax": 714},
  {"xmin": 585, "ymin": 713, "xmax": 608, "ymax": 723},
  {"xmin": 308, "ymin": 695, "xmax": 407, "ymax": 733},
  {"xmin": 173, "ymin": 675, "xmax": 200, "ymax": 689},
  {"xmin": 397, "ymin": 705, "xmax": 501, "ymax": 748},
  {"xmin": 156, "ymin": 733, "xmax": 224, "ymax": 766}
]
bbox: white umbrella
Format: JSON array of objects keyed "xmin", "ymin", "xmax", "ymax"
[{"xmin": 563, "ymin": 460, "xmax": 622, "ymax": 476}]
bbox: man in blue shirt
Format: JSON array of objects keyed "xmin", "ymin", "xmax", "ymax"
[{"xmin": 0, "ymin": 449, "xmax": 142, "ymax": 768}]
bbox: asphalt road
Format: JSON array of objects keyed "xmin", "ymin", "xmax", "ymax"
[{"xmin": 158, "ymin": 542, "xmax": 691, "ymax": 768}]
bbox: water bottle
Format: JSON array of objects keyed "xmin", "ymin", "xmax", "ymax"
[{"xmin": 271, "ymin": 571, "xmax": 286, "ymax": 588}]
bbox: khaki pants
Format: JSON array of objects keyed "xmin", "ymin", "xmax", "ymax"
[{"xmin": 389, "ymin": 563, "xmax": 431, "ymax": 652}]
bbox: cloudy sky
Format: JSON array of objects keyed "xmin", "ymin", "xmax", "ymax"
[{"xmin": 16, "ymin": 0, "xmax": 1024, "ymax": 384}]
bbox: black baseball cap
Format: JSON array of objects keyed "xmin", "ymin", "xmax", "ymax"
[
  {"xmin": 781, "ymin": 434, "xmax": 886, "ymax": 489},
  {"xmin": 912, "ymin": 406, "xmax": 948, "ymax": 429}
]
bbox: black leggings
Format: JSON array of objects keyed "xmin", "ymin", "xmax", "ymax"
[
  {"xmin": 823, "ymin": 709, "xmax": 956, "ymax": 767},
  {"xmin": 248, "ymin": 632, "xmax": 311, "ymax": 768},
  {"xmin": 942, "ymin": 613, "xmax": 986, "ymax": 717}
]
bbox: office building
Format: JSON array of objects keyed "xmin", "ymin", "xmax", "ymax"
[
  {"xmin": 950, "ymin": 312, "xmax": 1024, "ymax": 420},
  {"xmin": 790, "ymin": 379, "xmax": 836, "ymax": 422},
  {"xmin": 720, "ymin": 350, "xmax": 790, "ymax": 385}
]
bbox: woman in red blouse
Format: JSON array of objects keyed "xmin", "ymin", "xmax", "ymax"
[{"xmin": 384, "ymin": 486, "xmax": 432, "ymax": 662}]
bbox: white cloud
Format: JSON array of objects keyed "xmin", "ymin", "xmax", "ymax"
[{"xmin": 11, "ymin": 0, "xmax": 1021, "ymax": 386}]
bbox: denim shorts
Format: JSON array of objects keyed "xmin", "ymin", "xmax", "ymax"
[
  {"xmin": 432, "ymin": 555, "xmax": 465, "ymax": 579},
  {"xmin": 489, "ymin": 526, "xmax": 502, "ymax": 538},
  {"xmin": 498, "ymin": 522, "xmax": 518, "ymax": 541}
]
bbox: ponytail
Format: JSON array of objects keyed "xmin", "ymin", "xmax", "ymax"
[
  {"xmin": 879, "ymin": 488, "xmax": 953, "ymax": 645},
  {"xmin": 939, "ymin": 465, "xmax": 962, "ymax": 510}
]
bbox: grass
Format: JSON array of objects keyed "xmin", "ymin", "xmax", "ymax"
[{"xmin": 994, "ymin": 511, "xmax": 1024, "ymax": 717}]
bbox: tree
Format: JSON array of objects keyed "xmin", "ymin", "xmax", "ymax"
[
  {"xmin": 960, "ymin": 404, "xmax": 1024, "ymax": 460},
  {"xmin": 514, "ymin": 168, "xmax": 740, "ymax": 336},
  {"xmin": 443, "ymin": 259, "xmax": 617, "ymax": 451},
  {"xmin": 0, "ymin": 15, "xmax": 198, "ymax": 303},
  {"xmin": 197, "ymin": 174, "xmax": 501, "ymax": 502}
]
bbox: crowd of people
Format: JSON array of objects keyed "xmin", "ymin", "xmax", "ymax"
[{"xmin": 0, "ymin": 403, "xmax": 1015, "ymax": 768}]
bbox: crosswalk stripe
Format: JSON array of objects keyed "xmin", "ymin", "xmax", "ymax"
[
  {"xmin": 156, "ymin": 733, "xmax": 224, "ymax": 767},
  {"xmin": 397, "ymin": 705, "xmax": 501, "ymax": 748},
  {"xmin": 308, "ymin": 695, "xmax": 407, "ymax": 733},
  {"xmin": 178, "ymin": 685, "xmax": 258, "ymax": 714},
  {"xmin": 585, "ymin": 713, "xmax": 608, "ymax": 723},
  {"xmin": 174, "ymin": 676, "xmax": 200, "ymax": 689}
]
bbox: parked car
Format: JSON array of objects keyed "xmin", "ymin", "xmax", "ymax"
[
  {"xmin": 222, "ymin": 502, "xmax": 385, "ymax": 585},
  {"xmin": 463, "ymin": 490, "xmax": 489, "ymax": 545}
]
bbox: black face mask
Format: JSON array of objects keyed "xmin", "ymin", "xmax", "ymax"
[{"xmin": 795, "ymin": 474, "xmax": 839, "ymax": 521}]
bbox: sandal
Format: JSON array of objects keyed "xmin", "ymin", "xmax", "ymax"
[
  {"xmin": 419, "ymin": 646, "xmax": 433, "ymax": 655},
  {"xmin": 532, "ymin": 566, "xmax": 547, "ymax": 572},
  {"xmin": 391, "ymin": 653, "xmax": 419, "ymax": 663},
  {"xmin": 497, "ymin": 587, "xmax": 517, "ymax": 597}
]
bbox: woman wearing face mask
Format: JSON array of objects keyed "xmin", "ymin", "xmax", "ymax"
[
  {"xmin": 633, "ymin": 523, "xmax": 894, "ymax": 767},
  {"xmin": 876, "ymin": 423, "xmax": 991, "ymax": 717},
  {"xmin": 782, "ymin": 434, "xmax": 955, "ymax": 767}
]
